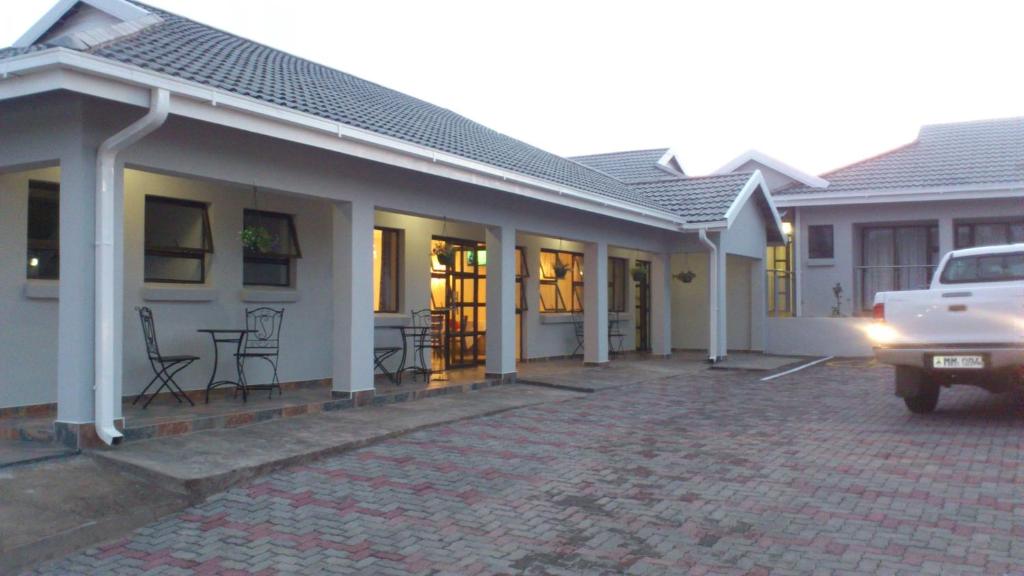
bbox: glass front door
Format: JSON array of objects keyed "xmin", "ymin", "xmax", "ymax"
[
  {"xmin": 431, "ymin": 237, "xmax": 486, "ymax": 369},
  {"xmin": 634, "ymin": 260, "xmax": 651, "ymax": 352}
]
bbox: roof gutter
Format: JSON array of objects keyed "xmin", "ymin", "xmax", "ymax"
[
  {"xmin": 697, "ymin": 228, "xmax": 719, "ymax": 363},
  {"xmin": 94, "ymin": 87, "xmax": 169, "ymax": 446},
  {"xmin": 0, "ymin": 48, "xmax": 687, "ymax": 229}
]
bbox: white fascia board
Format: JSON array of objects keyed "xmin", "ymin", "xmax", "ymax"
[
  {"xmin": 0, "ymin": 48, "xmax": 687, "ymax": 230},
  {"xmin": 774, "ymin": 184, "xmax": 1024, "ymax": 207},
  {"xmin": 715, "ymin": 149, "xmax": 828, "ymax": 189},
  {"xmin": 655, "ymin": 148, "xmax": 686, "ymax": 177},
  {"xmin": 14, "ymin": 0, "xmax": 150, "ymax": 47},
  {"xmin": 721, "ymin": 170, "xmax": 786, "ymax": 242}
]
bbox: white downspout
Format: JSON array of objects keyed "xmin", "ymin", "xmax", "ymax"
[
  {"xmin": 95, "ymin": 88, "xmax": 170, "ymax": 446},
  {"xmin": 697, "ymin": 228, "xmax": 719, "ymax": 363}
]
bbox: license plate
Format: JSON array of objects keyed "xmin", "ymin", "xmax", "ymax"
[{"xmin": 931, "ymin": 355, "xmax": 985, "ymax": 369}]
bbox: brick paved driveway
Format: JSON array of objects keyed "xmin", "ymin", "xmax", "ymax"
[{"xmin": 33, "ymin": 361, "xmax": 1024, "ymax": 575}]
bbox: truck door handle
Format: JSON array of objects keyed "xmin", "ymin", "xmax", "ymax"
[{"xmin": 948, "ymin": 304, "xmax": 967, "ymax": 312}]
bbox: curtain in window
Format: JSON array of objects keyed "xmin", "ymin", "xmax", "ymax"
[
  {"xmin": 896, "ymin": 227, "xmax": 930, "ymax": 291},
  {"xmin": 862, "ymin": 228, "xmax": 894, "ymax": 309}
]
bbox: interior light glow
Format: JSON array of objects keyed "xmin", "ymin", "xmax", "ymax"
[{"xmin": 29, "ymin": 257, "xmax": 39, "ymax": 267}]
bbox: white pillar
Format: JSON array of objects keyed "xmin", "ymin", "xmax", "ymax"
[
  {"xmin": 750, "ymin": 257, "xmax": 767, "ymax": 352},
  {"xmin": 650, "ymin": 252, "xmax": 672, "ymax": 356},
  {"xmin": 485, "ymin": 225, "xmax": 516, "ymax": 381},
  {"xmin": 583, "ymin": 241, "xmax": 609, "ymax": 365},
  {"xmin": 57, "ymin": 146, "xmax": 98, "ymax": 424},
  {"xmin": 938, "ymin": 215, "xmax": 955, "ymax": 259},
  {"xmin": 332, "ymin": 199, "xmax": 375, "ymax": 401},
  {"xmin": 716, "ymin": 237, "xmax": 728, "ymax": 359}
]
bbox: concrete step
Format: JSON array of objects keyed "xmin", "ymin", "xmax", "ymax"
[{"xmin": 92, "ymin": 384, "xmax": 583, "ymax": 500}]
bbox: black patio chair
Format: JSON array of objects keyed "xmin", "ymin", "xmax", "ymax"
[
  {"xmin": 407, "ymin": 308, "xmax": 441, "ymax": 383},
  {"xmin": 373, "ymin": 346, "xmax": 401, "ymax": 384},
  {"xmin": 571, "ymin": 313, "xmax": 585, "ymax": 356},
  {"xmin": 608, "ymin": 313, "xmax": 626, "ymax": 353},
  {"xmin": 135, "ymin": 306, "xmax": 198, "ymax": 409},
  {"xmin": 236, "ymin": 307, "xmax": 284, "ymax": 399}
]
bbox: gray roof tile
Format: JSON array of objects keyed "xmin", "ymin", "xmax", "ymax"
[
  {"xmin": 2, "ymin": 2, "xmax": 761, "ymax": 225},
  {"xmin": 571, "ymin": 149, "xmax": 671, "ymax": 183},
  {"xmin": 630, "ymin": 173, "xmax": 755, "ymax": 223},
  {"xmin": 781, "ymin": 117, "xmax": 1024, "ymax": 195}
]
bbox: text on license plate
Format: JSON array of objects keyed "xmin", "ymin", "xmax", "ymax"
[{"xmin": 932, "ymin": 355, "xmax": 985, "ymax": 369}]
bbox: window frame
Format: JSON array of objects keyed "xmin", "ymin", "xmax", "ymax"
[
  {"xmin": 857, "ymin": 222, "xmax": 939, "ymax": 310},
  {"xmin": 807, "ymin": 224, "xmax": 834, "ymax": 259},
  {"xmin": 26, "ymin": 180, "xmax": 61, "ymax": 280},
  {"xmin": 954, "ymin": 218, "xmax": 1024, "ymax": 250},
  {"xmin": 242, "ymin": 209, "xmax": 302, "ymax": 288},
  {"xmin": 144, "ymin": 195, "xmax": 214, "ymax": 285},
  {"xmin": 539, "ymin": 248, "xmax": 583, "ymax": 313},
  {"xmin": 608, "ymin": 257, "xmax": 627, "ymax": 313},
  {"xmin": 373, "ymin": 226, "xmax": 401, "ymax": 313}
]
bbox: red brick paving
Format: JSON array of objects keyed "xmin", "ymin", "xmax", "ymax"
[{"xmin": 29, "ymin": 360, "xmax": 1024, "ymax": 574}]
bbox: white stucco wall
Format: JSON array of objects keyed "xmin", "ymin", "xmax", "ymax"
[
  {"xmin": 794, "ymin": 197, "xmax": 1024, "ymax": 317},
  {"xmin": 765, "ymin": 317, "xmax": 874, "ymax": 357},
  {"xmin": 0, "ymin": 167, "xmax": 62, "ymax": 408}
]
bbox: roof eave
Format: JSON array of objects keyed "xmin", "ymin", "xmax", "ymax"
[{"xmin": 0, "ymin": 48, "xmax": 689, "ymax": 230}]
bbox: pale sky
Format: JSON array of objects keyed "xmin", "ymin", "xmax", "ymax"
[{"xmin": 3, "ymin": 0, "xmax": 1023, "ymax": 176}]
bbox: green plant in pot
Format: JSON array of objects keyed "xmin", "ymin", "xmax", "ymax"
[
  {"xmin": 433, "ymin": 243, "xmax": 456, "ymax": 267},
  {"xmin": 241, "ymin": 225, "xmax": 275, "ymax": 254},
  {"xmin": 553, "ymin": 259, "xmax": 570, "ymax": 279},
  {"xmin": 631, "ymin": 265, "xmax": 648, "ymax": 282}
]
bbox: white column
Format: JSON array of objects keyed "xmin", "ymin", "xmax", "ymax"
[
  {"xmin": 583, "ymin": 241, "xmax": 609, "ymax": 365},
  {"xmin": 938, "ymin": 215, "xmax": 955, "ymax": 259},
  {"xmin": 332, "ymin": 199, "xmax": 375, "ymax": 399},
  {"xmin": 716, "ymin": 236, "xmax": 728, "ymax": 359},
  {"xmin": 750, "ymin": 257, "xmax": 767, "ymax": 352},
  {"xmin": 650, "ymin": 252, "xmax": 672, "ymax": 356},
  {"xmin": 57, "ymin": 146, "xmax": 98, "ymax": 424},
  {"xmin": 485, "ymin": 225, "xmax": 516, "ymax": 381}
]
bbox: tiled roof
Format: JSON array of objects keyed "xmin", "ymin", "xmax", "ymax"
[
  {"xmin": 571, "ymin": 149, "xmax": 672, "ymax": 183},
  {"xmin": 1, "ymin": 2, "xmax": 765, "ymax": 226},
  {"xmin": 630, "ymin": 173, "xmax": 755, "ymax": 224},
  {"xmin": 781, "ymin": 117, "xmax": 1024, "ymax": 195},
  {"xmin": 0, "ymin": 2, "xmax": 675, "ymax": 212}
]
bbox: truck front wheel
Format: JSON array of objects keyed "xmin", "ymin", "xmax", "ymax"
[{"xmin": 903, "ymin": 384, "xmax": 940, "ymax": 414}]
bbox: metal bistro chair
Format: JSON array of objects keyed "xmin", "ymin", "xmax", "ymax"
[
  {"xmin": 571, "ymin": 313, "xmax": 585, "ymax": 356},
  {"xmin": 407, "ymin": 308, "xmax": 442, "ymax": 383},
  {"xmin": 236, "ymin": 307, "xmax": 284, "ymax": 399},
  {"xmin": 135, "ymin": 307, "xmax": 198, "ymax": 409},
  {"xmin": 608, "ymin": 313, "xmax": 626, "ymax": 353}
]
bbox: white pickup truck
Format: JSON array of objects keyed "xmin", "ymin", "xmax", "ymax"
[{"xmin": 871, "ymin": 243, "xmax": 1024, "ymax": 413}]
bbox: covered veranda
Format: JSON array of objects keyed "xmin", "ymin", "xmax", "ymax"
[{"xmin": 0, "ymin": 92, "xmax": 693, "ymax": 449}]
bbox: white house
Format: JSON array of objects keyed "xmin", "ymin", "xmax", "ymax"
[
  {"xmin": 717, "ymin": 118, "xmax": 1024, "ymax": 357},
  {"xmin": 0, "ymin": 0, "xmax": 785, "ymax": 447}
]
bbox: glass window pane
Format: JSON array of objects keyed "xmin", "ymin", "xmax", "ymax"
[
  {"xmin": 244, "ymin": 210, "xmax": 299, "ymax": 257},
  {"xmin": 146, "ymin": 198, "xmax": 209, "ymax": 251},
  {"xmin": 808, "ymin": 225, "xmax": 834, "ymax": 259},
  {"xmin": 374, "ymin": 228, "xmax": 400, "ymax": 312},
  {"xmin": 145, "ymin": 254, "xmax": 203, "ymax": 283},
  {"xmin": 243, "ymin": 259, "xmax": 289, "ymax": 287},
  {"xmin": 27, "ymin": 182, "xmax": 60, "ymax": 280},
  {"xmin": 974, "ymin": 223, "xmax": 1008, "ymax": 247}
]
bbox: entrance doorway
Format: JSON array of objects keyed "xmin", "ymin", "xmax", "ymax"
[
  {"xmin": 431, "ymin": 237, "xmax": 486, "ymax": 369},
  {"xmin": 515, "ymin": 247, "xmax": 527, "ymax": 361},
  {"xmin": 634, "ymin": 260, "xmax": 651, "ymax": 352}
]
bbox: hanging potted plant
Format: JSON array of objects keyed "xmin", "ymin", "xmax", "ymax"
[
  {"xmin": 241, "ymin": 225, "xmax": 275, "ymax": 253},
  {"xmin": 433, "ymin": 243, "xmax": 456, "ymax": 267},
  {"xmin": 631, "ymin": 265, "xmax": 648, "ymax": 282},
  {"xmin": 674, "ymin": 270, "xmax": 696, "ymax": 283},
  {"xmin": 241, "ymin": 184, "xmax": 276, "ymax": 253},
  {"xmin": 553, "ymin": 259, "xmax": 570, "ymax": 279}
]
